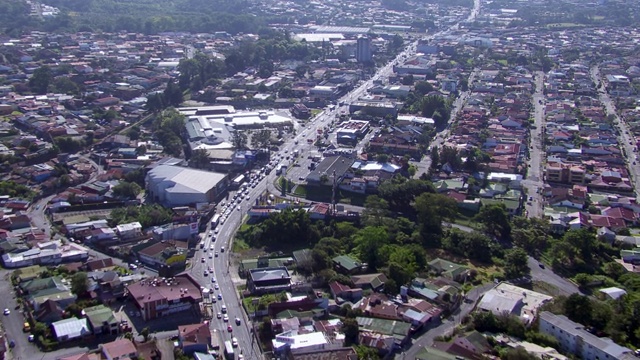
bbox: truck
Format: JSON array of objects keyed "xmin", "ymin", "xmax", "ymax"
[
  {"xmin": 293, "ymin": 149, "xmax": 299, "ymax": 157},
  {"xmin": 224, "ymin": 340, "xmax": 234, "ymax": 359},
  {"xmin": 275, "ymin": 164, "xmax": 284, "ymax": 175}
]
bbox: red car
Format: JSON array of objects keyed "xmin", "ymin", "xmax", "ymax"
[{"xmin": 227, "ymin": 325, "xmax": 233, "ymax": 332}]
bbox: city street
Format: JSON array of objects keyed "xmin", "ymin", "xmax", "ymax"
[
  {"xmin": 591, "ymin": 66, "xmax": 640, "ymax": 202},
  {"xmin": 522, "ymin": 70, "xmax": 546, "ymax": 218}
]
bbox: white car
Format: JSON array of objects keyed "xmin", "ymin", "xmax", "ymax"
[
  {"xmin": 211, "ymin": 277, "xmax": 216, "ymax": 283},
  {"xmin": 214, "ymin": 284, "xmax": 219, "ymax": 290},
  {"xmin": 223, "ymin": 314, "xmax": 229, "ymax": 322},
  {"xmin": 3, "ymin": 308, "xmax": 9, "ymax": 315}
]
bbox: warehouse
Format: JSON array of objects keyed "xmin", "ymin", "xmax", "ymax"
[{"xmin": 145, "ymin": 164, "xmax": 228, "ymax": 206}]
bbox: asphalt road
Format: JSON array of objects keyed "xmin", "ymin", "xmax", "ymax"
[
  {"xmin": 591, "ymin": 66, "xmax": 640, "ymax": 202},
  {"xmin": 526, "ymin": 256, "xmax": 581, "ymax": 296},
  {"xmin": 522, "ymin": 70, "xmax": 546, "ymax": 219}
]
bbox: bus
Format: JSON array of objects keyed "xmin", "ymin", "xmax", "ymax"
[
  {"xmin": 231, "ymin": 174, "xmax": 245, "ymax": 189},
  {"xmin": 211, "ymin": 214, "xmax": 220, "ymax": 228},
  {"xmin": 224, "ymin": 340, "xmax": 234, "ymax": 359}
]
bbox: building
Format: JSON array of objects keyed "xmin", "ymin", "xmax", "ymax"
[
  {"xmin": 83, "ymin": 305, "xmax": 119, "ymax": 335},
  {"xmin": 146, "ymin": 164, "xmax": 228, "ymax": 206},
  {"xmin": 2, "ymin": 241, "xmax": 88, "ymax": 268},
  {"xmin": 51, "ymin": 317, "xmax": 91, "ymax": 342},
  {"xmin": 247, "ymin": 267, "xmax": 292, "ymax": 294},
  {"xmin": 356, "ymin": 36, "xmax": 372, "ymax": 63},
  {"xmin": 178, "ymin": 323, "xmax": 212, "ymax": 355},
  {"xmin": 306, "ymin": 156, "xmax": 355, "ymax": 185},
  {"xmin": 348, "ymin": 100, "xmax": 400, "ymax": 117},
  {"xmin": 336, "ymin": 120, "xmax": 369, "ymax": 145},
  {"xmin": 477, "ymin": 283, "xmax": 552, "ymax": 325},
  {"xmin": 101, "ymin": 339, "xmax": 138, "ymax": 360},
  {"xmin": 115, "ymin": 222, "xmax": 142, "ymax": 239},
  {"xmin": 273, "ymin": 331, "xmax": 329, "ymax": 355},
  {"xmin": 545, "ymin": 162, "xmax": 586, "ymax": 184},
  {"xmin": 126, "ymin": 274, "xmax": 202, "ymax": 321},
  {"xmin": 539, "ymin": 311, "xmax": 637, "ymax": 360}
]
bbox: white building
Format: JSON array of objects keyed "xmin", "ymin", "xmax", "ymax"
[
  {"xmin": 146, "ymin": 164, "xmax": 228, "ymax": 206},
  {"xmin": 477, "ymin": 283, "xmax": 552, "ymax": 325},
  {"xmin": 51, "ymin": 317, "xmax": 91, "ymax": 342},
  {"xmin": 115, "ymin": 222, "xmax": 142, "ymax": 238},
  {"xmin": 1, "ymin": 241, "xmax": 88, "ymax": 268},
  {"xmin": 539, "ymin": 312, "xmax": 637, "ymax": 360},
  {"xmin": 272, "ymin": 331, "xmax": 328, "ymax": 354}
]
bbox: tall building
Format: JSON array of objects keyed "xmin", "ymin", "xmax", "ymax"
[{"xmin": 356, "ymin": 36, "xmax": 372, "ymax": 63}]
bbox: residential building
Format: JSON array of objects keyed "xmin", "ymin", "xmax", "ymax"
[
  {"xmin": 101, "ymin": 338, "xmax": 138, "ymax": 360},
  {"xmin": 126, "ymin": 274, "xmax": 202, "ymax": 321},
  {"xmin": 332, "ymin": 255, "xmax": 362, "ymax": 274},
  {"xmin": 428, "ymin": 258, "xmax": 470, "ymax": 282},
  {"xmin": 83, "ymin": 305, "xmax": 119, "ymax": 335},
  {"xmin": 51, "ymin": 317, "xmax": 91, "ymax": 342},
  {"xmin": 178, "ymin": 323, "xmax": 212, "ymax": 355},
  {"xmin": 545, "ymin": 162, "xmax": 586, "ymax": 184},
  {"xmin": 247, "ymin": 267, "xmax": 292, "ymax": 294},
  {"xmin": 539, "ymin": 311, "xmax": 636, "ymax": 360}
]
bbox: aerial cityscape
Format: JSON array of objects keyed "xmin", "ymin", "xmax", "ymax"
[{"xmin": 1, "ymin": 0, "xmax": 640, "ymax": 359}]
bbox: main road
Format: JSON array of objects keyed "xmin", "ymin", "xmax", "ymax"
[{"xmin": 522, "ymin": 71, "xmax": 546, "ymax": 219}]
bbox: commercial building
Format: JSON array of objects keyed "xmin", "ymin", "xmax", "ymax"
[
  {"xmin": 247, "ymin": 267, "xmax": 292, "ymax": 294},
  {"xmin": 356, "ymin": 36, "xmax": 372, "ymax": 63},
  {"xmin": 1, "ymin": 241, "xmax": 88, "ymax": 268},
  {"xmin": 336, "ymin": 120, "xmax": 369, "ymax": 145},
  {"xmin": 539, "ymin": 312, "xmax": 637, "ymax": 360},
  {"xmin": 126, "ymin": 274, "xmax": 202, "ymax": 321},
  {"xmin": 145, "ymin": 164, "xmax": 228, "ymax": 206},
  {"xmin": 477, "ymin": 283, "xmax": 552, "ymax": 325}
]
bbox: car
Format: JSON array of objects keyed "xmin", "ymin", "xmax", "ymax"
[
  {"xmin": 539, "ymin": 263, "xmax": 545, "ymax": 269},
  {"xmin": 214, "ymin": 284, "xmax": 219, "ymax": 290},
  {"xmin": 208, "ymin": 254, "xmax": 212, "ymax": 259},
  {"xmin": 203, "ymin": 270, "xmax": 208, "ymax": 276},
  {"xmin": 214, "ymin": 228, "xmax": 219, "ymax": 234},
  {"xmin": 3, "ymin": 308, "xmax": 9, "ymax": 315},
  {"xmin": 223, "ymin": 314, "xmax": 229, "ymax": 322},
  {"xmin": 211, "ymin": 277, "xmax": 216, "ymax": 283},
  {"xmin": 201, "ymin": 257, "xmax": 205, "ymax": 263},
  {"xmin": 237, "ymin": 207, "xmax": 241, "ymax": 211},
  {"xmin": 227, "ymin": 325, "xmax": 233, "ymax": 332},
  {"xmin": 298, "ymin": 176, "xmax": 305, "ymax": 181},
  {"xmin": 232, "ymin": 337, "xmax": 238, "ymax": 347},
  {"xmin": 235, "ymin": 317, "xmax": 241, "ymax": 325},
  {"xmin": 217, "ymin": 312, "xmax": 222, "ymax": 319},
  {"xmin": 218, "ymin": 294, "xmax": 222, "ymax": 300},
  {"xmin": 221, "ymin": 305, "xmax": 227, "ymax": 313},
  {"xmin": 210, "ymin": 245, "xmax": 214, "ymax": 250},
  {"xmin": 215, "ymin": 252, "xmax": 219, "ymax": 257},
  {"xmin": 28, "ymin": 334, "xmax": 35, "ymax": 342}
]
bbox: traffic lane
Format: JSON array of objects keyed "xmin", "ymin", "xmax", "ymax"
[
  {"xmin": 527, "ymin": 256, "xmax": 581, "ymax": 296},
  {"xmin": 0, "ymin": 270, "xmax": 39, "ymax": 360}
]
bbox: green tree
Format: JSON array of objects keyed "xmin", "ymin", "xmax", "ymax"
[
  {"xmin": 112, "ymin": 181, "xmax": 142, "ymax": 199},
  {"xmin": 475, "ymin": 203, "xmax": 511, "ymax": 240},
  {"xmin": 354, "ymin": 226, "xmax": 389, "ymax": 271},
  {"xmin": 504, "ymin": 248, "xmax": 530, "ymax": 279},
  {"xmin": 232, "ymin": 130, "xmax": 248, "ymax": 150},
  {"xmin": 414, "ymin": 192, "xmax": 458, "ymax": 245},
  {"xmin": 70, "ymin": 272, "xmax": 89, "ymax": 296},
  {"xmin": 354, "ymin": 345, "xmax": 381, "ymax": 360},
  {"xmin": 341, "ymin": 318, "xmax": 359, "ymax": 346},
  {"xmin": 564, "ymin": 294, "xmax": 593, "ymax": 325},
  {"xmin": 140, "ymin": 327, "xmax": 151, "ymax": 342},
  {"xmin": 189, "ymin": 149, "xmax": 210, "ymax": 169},
  {"xmin": 29, "ymin": 66, "xmax": 53, "ymax": 94},
  {"xmin": 362, "ymin": 195, "xmax": 390, "ymax": 226}
]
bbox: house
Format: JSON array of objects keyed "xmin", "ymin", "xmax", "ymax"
[
  {"xmin": 85, "ymin": 258, "xmax": 115, "ymax": 271},
  {"xmin": 101, "ymin": 338, "xmax": 137, "ymax": 360},
  {"xmin": 332, "ymin": 255, "xmax": 362, "ymax": 274},
  {"xmin": 247, "ymin": 267, "xmax": 292, "ymax": 294},
  {"xmin": 328, "ymin": 281, "xmax": 362, "ymax": 303},
  {"xmin": 350, "ymin": 273, "xmax": 388, "ymax": 291},
  {"xmin": 539, "ymin": 312, "xmax": 636, "ymax": 360},
  {"xmin": 178, "ymin": 323, "xmax": 211, "ymax": 355},
  {"xmin": 428, "ymin": 258, "xmax": 470, "ymax": 282},
  {"xmin": 357, "ymin": 294, "xmax": 400, "ymax": 320},
  {"xmin": 126, "ymin": 274, "xmax": 202, "ymax": 321},
  {"xmin": 35, "ymin": 299, "xmax": 65, "ymax": 324},
  {"xmin": 433, "ymin": 331, "xmax": 491, "ymax": 360},
  {"xmin": 51, "ymin": 317, "xmax": 92, "ymax": 342},
  {"xmin": 83, "ymin": 305, "xmax": 119, "ymax": 335},
  {"xmin": 356, "ymin": 316, "xmax": 411, "ymax": 347}
]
